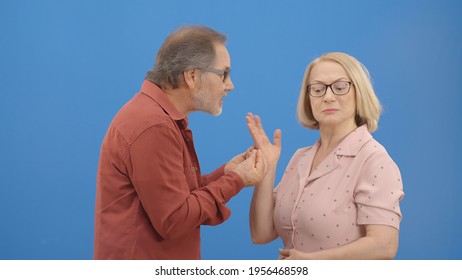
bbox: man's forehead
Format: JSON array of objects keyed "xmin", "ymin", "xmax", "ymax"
[{"xmin": 213, "ymin": 43, "xmax": 231, "ymax": 67}]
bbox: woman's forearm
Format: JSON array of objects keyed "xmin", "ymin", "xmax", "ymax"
[
  {"xmin": 250, "ymin": 165, "xmax": 278, "ymax": 244},
  {"xmin": 281, "ymin": 225, "xmax": 399, "ymax": 260}
]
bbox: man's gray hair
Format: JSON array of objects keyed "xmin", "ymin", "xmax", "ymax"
[{"xmin": 145, "ymin": 25, "xmax": 227, "ymax": 89}]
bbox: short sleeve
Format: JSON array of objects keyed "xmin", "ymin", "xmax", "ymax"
[{"xmin": 354, "ymin": 150, "xmax": 404, "ymax": 230}]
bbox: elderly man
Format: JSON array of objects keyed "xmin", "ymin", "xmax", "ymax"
[{"xmin": 94, "ymin": 25, "xmax": 266, "ymax": 259}]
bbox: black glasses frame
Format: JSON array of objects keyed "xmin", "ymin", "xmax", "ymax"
[
  {"xmin": 200, "ymin": 67, "xmax": 231, "ymax": 82},
  {"xmin": 307, "ymin": 81, "xmax": 353, "ymax": 97}
]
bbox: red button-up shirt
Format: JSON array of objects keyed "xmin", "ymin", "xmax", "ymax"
[{"xmin": 94, "ymin": 80, "xmax": 244, "ymax": 259}]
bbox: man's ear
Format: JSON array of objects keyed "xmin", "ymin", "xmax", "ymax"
[{"xmin": 183, "ymin": 69, "xmax": 200, "ymax": 89}]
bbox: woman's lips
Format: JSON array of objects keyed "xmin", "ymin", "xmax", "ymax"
[{"xmin": 322, "ymin": 108, "xmax": 339, "ymax": 113}]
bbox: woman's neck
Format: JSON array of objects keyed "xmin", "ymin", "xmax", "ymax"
[{"xmin": 318, "ymin": 121, "xmax": 358, "ymax": 152}]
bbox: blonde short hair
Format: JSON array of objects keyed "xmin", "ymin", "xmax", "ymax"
[{"xmin": 296, "ymin": 52, "xmax": 382, "ymax": 132}]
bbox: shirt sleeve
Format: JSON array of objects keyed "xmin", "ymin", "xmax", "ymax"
[
  {"xmin": 127, "ymin": 124, "xmax": 244, "ymax": 240},
  {"xmin": 201, "ymin": 165, "xmax": 226, "ymax": 186},
  {"xmin": 354, "ymin": 150, "xmax": 404, "ymax": 230}
]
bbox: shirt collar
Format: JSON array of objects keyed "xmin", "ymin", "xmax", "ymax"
[
  {"xmin": 332, "ymin": 125, "xmax": 373, "ymax": 156},
  {"xmin": 310, "ymin": 125, "xmax": 372, "ymax": 157},
  {"xmin": 139, "ymin": 80, "xmax": 186, "ymax": 123}
]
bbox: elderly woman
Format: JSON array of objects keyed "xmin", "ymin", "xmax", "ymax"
[{"xmin": 247, "ymin": 52, "xmax": 404, "ymax": 259}]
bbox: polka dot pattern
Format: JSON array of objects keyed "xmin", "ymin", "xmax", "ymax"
[{"xmin": 273, "ymin": 125, "xmax": 404, "ymax": 254}]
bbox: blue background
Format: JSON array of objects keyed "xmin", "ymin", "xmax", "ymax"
[{"xmin": 1, "ymin": 0, "xmax": 461, "ymax": 260}]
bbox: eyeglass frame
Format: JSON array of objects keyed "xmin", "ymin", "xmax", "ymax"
[
  {"xmin": 306, "ymin": 81, "xmax": 354, "ymax": 97},
  {"xmin": 199, "ymin": 67, "xmax": 231, "ymax": 82}
]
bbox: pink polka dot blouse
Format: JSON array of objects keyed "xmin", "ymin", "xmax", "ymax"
[{"xmin": 273, "ymin": 125, "xmax": 404, "ymax": 253}]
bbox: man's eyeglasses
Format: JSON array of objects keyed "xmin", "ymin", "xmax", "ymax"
[
  {"xmin": 200, "ymin": 67, "xmax": 231, "ymax": 82},
  {"xmin": 307, "ymin": 81, "xmax": 353, "ymax": 97}
]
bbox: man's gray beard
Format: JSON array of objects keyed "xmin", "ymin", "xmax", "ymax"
[{"xmin": 193, "ymin": 88, "xmax": 222, "ymax": 116}]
